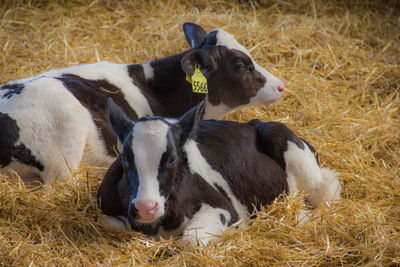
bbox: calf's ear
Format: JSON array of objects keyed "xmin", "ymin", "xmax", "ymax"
[
  {"xmin": 107, "ymin": 98, "xmax": 134, "ymax": 143},
  {"xmin": 183, "ymin": 22, "xmax": 208, "ymax": 48},
  {"xmin": 181, "ymin": 49, "xmax": 216, "ymax": 78},
  {"xmin": 177, "ymin": 101, "xmax": 205, "ymax": 145}
]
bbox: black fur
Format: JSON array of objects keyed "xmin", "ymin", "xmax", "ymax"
[
  {"xmin": 183, "ymin": 22, "xmax": 208, "ymax": 48},
  {"xmin": 1, "ymin": 83, "xmax": 25, "ymax": 99}
]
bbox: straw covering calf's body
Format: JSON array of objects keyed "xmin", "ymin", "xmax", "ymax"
[
  {"xmin": 98, "ymin": 100, "xmax": 341, "ymax": 245},
  {"xmin": 0, "ymin": 23, "xmax": 284, "ymax": 184}
]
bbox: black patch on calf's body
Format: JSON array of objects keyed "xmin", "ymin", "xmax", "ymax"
[
  {"xmin": 127, "ymin": 63, "xmax": 168, "ymax": 116},
  {"xmin": 56, "ymin": 74, "xmax": 138, "ymax": 155},
  {"xmin": 129, "ymin": 55, "xmax": 206, "ymax": 119},
  {"xmin": 0, "ymin": 112, "xmax": 44, "ymax": 172},
  {"xmin": 146, "ymin": 53, "xmax": 205, "ymax": 118},
  {"xmin": 195, "ymin": 120, "xmax": 289, "ymax": 213},
  {"xmin": 0, "ymin": 112, "xmax": 20, "ymax": 167},
  {"xmin": 127, "ymin": 64, "xmax": 147, "ymax": 89},
  {"xmin": 1, "ymin": 83, "xmax": 25, "ymax": 99},
  {"xmin": 255, "ymin": 121, "xmax": 305, "ymax": 171},
  {"xmin": 13, "ymin": 144, "xmax": 44, "ymax": 171}
]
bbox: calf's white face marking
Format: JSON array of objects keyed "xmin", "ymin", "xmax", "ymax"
[{"xmin": 130, "ymin": 120, "xmax": 170, "ymax": 221}]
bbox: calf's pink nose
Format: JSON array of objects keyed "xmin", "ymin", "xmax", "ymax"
[
  {"xmin": 277, "ymin": 85, "xmax": 285, "ymax": 92},
  {"xmin": 134, "ymin": 200, "xmax": 158, "ymax": 212}
]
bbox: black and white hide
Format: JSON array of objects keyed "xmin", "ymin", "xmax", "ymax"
[
  {"xmin": 0, "ymin": 22, "xmax": 285, "ymax": 184},
  {"xmin": 0, "ymin": 23, "xmax": 284, "ymax": 183},
  {"xmin": 97, "ymin": 99, "xmax": 341, "ymax": 246}
]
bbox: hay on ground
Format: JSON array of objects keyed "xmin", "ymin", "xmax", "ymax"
[{"xmin": 0, "ymin": 0, "xmax": 399, "ymax": 266}]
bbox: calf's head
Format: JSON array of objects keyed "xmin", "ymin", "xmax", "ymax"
[
  {"xmin": 182, "ymin": 23, "xmax": 285, "ymax": 119},
  {"xmin": 108, "ymin": 98, "xmax": 203, "ymax": 225}
]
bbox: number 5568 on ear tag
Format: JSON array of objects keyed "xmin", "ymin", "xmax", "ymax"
[{"xmin": 186, "ymin": 64, "xmax": 208, "ymax": 94}]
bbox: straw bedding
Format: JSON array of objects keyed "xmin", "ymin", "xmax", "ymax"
[{"xmin": 0, "ymin": 0, "xmax": 399, "ymax": 266}]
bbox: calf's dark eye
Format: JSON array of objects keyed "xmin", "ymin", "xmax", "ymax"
[{"xmin": 234, "ymin": 62, "xmax": 246, "ymax": 73}]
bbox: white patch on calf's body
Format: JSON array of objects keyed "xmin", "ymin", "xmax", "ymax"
[
  {"xmin": 284, "ymin": 141, "xmax": 322, "ymax": 194},
  {"xmin": 183, "ymin": 139, "xmax": 249, "ymax": 225},
  {"xmin": 131, "ymin": 120, "xmax": 169, "ymax": 218},
  {"xmin": 202, "ymin": 98, "xmax": 231, "ymax": 120},
  {"xmin": 1, "ymin": 78, "xmax": 115, "ymax": 183},
  {"xmin": 141, "ymin": 62, "xmax": 154, "ymax": 80},
  {"xmin": 181, "ymin": 203, "xmax": 231, "ymax": 246},
  {"xmin": 284, "ymin": 140, "xmax": 341, "ymax": 207}
]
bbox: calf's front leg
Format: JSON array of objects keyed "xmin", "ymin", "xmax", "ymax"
[{"xmin": 180, "ymin": 204, "xmax": 233, "ymax": 246}]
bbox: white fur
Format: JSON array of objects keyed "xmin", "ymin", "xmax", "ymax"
[
  {"xmin": 181, "ymin": 203, "xmax": 231, "ymax": 246},
  {"xmin": 202, "ymin": 97, "xmax": 231, "ymax": 120},
  {"xmin": 215, "ymin": 29, "xmax": 284, "ymax": 106},
  {"xmin": 313, "ymin": 168, "xmax": 341, "ymax": 204},
  {"xmin": 0, "ymin": 62, "xmax": 153, "ymax": 183},
  {"xmin": 100, "ymin": 215, "xmax": 130, "ymax": 231},
  {"xmin": 131, "ymin": 120, "xmax": 169, "ymax": 219},
  {"xmin": 141, "ymin": 62, "xmax": 154, "ymax": 80},
  {"xmin": 0, "ymin": 78, "xmax": 114, "ymax": 183},
  {"xmin": 284, "ymin": 140, "xmax": 341, "ymax": 207},
  {"xmin": 183, "ymin": 139, "xmax": 249, "ymax": 225}
]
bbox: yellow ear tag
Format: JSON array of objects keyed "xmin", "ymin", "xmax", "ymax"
[{"xmin": 186, "ymin": 64, "xmax": 208, "ymax": 94}]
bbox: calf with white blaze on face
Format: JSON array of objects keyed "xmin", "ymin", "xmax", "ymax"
[
  {"xmin": 0, "ymin": 22, "xmax": 284, "ymax": 184},
  {"xmin": 97, "ymin": 99, "xmax": 341, "ymax": 246}
]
